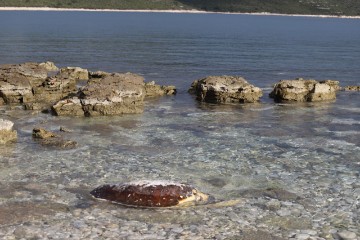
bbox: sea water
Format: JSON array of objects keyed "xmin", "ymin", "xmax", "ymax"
[{"xmin": 0, "ymin": 11, "xmax": 359, "ymax": 239}]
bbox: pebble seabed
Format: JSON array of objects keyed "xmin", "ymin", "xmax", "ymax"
[{"xmin": 0, "ymin": 91, "xmax": 359, "ymax": 240}]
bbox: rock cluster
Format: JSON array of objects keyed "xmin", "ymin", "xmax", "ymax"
[
  {"xmin": 0, "ymin": 119, "xmax": 17, "ymax": 144},
  {"xmin": 269, "ymin": 78, "xmax": 340, "ymax": 102},
  {"xmin": 0, "ymin": 62, "xmax": 177, "ymax": 116},
  {"xmin": 189, "ymin": 76, "xmax": 263, "ymax": 103}
]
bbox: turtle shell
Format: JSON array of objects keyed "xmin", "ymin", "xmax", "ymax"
[{"xmin": 90, "ymin": 180, "xmax": 209, "ymax": 207}]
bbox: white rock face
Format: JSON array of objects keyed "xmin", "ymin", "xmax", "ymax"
[
  {"xmin": 0, "ymin": 119, "xmax": 17, "ymax": 144},
  {"xmin": 0, "ymin": 119, "xmax": 14, "ymax": 131}
]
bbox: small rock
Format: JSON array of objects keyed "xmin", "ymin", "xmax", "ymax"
[
  {"xmin": 0, "ymin": 119, "xmax": 17, "ymax": 144},
  {"xmin": 60, "ymin": 126, "xmax": 73, "ymax": 132},
  {"xmin": 295, "ymin": 233, "xmax": 310, "ymax": 239},
  {"xmin": 276, "ymin": 209, "xmax": 292, "ymax": 217},
  {"xmin": 32, "ymin": 128, "xmax": 77, "ymax": 149},
  {"xmin": 337, "ymin": 230, "xmax": 357, "ymax": 240},
  {"xmin": 32, "ymin": 128, "xmax": 57, "ymax": 139}
]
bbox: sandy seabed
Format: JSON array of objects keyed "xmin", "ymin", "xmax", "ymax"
[{"xmin": 0, "ymin": 6, "xmax": 360, "ymax": 19}]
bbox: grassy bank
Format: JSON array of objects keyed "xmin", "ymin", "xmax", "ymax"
[{"xmin": 0, "ymin": 0, "xmax": 359, "ymax": 16}]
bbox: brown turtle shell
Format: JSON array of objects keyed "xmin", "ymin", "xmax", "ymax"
[{"xmin": 90, "ymin": 180, "xmax": 205, "ymax": 207}]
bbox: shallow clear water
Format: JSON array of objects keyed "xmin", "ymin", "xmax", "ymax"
[{"xmin": 0, "ymin": 11, "xmax": 359, "ymax": 239}]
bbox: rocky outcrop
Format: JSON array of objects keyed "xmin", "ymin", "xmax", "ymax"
[
  {"xmin": 189, "ymin": 76, "xmax": 263, "ymax": 103},
  {"xmin": 144, "ymin": 81, "xmax": 177, "ymax": 97},
  {"xmin": 0, "ymin": 119, "xmax": 17, "ymax": 144},
  {"xmin": 53, "ymin": 72, "xmax": 177, "ymax": 117},
  {"xmin": 343, "ymin": 86, "xmax": 360, "ymax": 91},
  {"xmin": 90, "ymin": 180, "xmax": 211, "ymax": 207},
  {"xmin": 32, "ymin": 128, "xmax": 77, "ymax": 149},
  {"xmin": 1, "ymin": 62, "xmax": 176, "ymax": 116},
  {"xmin": 269, "ymin": 78, "xmax": 339, "ymax": 102},
  {"xmin": 0, "ymin": 62, "xmax": 79, "ymax": 110}
]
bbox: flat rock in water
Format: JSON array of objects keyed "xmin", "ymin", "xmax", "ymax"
[{"xmin": 90, "ymin": 180, "xmax": 211, "ymax": 207}]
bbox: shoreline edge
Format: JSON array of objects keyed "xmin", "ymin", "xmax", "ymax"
[{"xmin": 0, "ymin": 7, "xmax": 360, "ymax": 19}]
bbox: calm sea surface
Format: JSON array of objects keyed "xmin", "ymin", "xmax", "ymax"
[{"xmin": 0, "ymin": 11, "xmax": 359, "ymax": 239}]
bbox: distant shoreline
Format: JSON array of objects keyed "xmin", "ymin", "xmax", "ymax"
[{"xmin": 0, "ymin": 7, "xmax": 360, "ymax": 19}]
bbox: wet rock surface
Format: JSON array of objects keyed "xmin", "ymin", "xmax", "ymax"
[
  {"xmin": 91, "ymin": 180, "xmax": 210, "ymax": 207},
  {"xmin": 189, "ymin": 75, "xmax": 263, "ymax": 103},
  {"xmin": 269, "ymin": 78, "xmax": 339, "ymax": 102}
]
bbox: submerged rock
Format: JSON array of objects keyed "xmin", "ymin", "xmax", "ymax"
[
  {"xmin": 189, "ymin": 76, "xmax": 263, "ymax": 103},
  {"xmin": 32, "ymin": 128, "xmax": 77, "ymax": 149},
  {"xmin": 343, "ymin": 85, "xmax": 360, "ymax": 91},
  {"xmin": 90, "ymin": 180, "xmax": 211, "ymax": 207},
  {"xmin": 0, "ymin": 119, "xmax": 17, "ymax": 144},
  {"xmin": 32, "ymin": 128, "xmax": 57, "ymax": 139},
  {"xmin": 269, "ymin": 78, "xmax": 339, "ymax": 102}
]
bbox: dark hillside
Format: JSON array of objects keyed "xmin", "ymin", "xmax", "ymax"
[
  {"xmin": 0, "ymin": 0, "xmax": 359, "ymax": 15},
  {"xmin": 178, "ymin": 0, "xmax": 360, "ymax": 15}
]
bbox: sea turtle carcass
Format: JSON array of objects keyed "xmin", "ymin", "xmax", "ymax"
[{"xmin": 90, "ymin": 180, "xmax": 211, "ymax": 207}]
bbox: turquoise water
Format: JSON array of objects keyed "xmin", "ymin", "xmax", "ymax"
[{"xmin": 0, "ymin": 11, "xmax": 359, "ymax": 239}]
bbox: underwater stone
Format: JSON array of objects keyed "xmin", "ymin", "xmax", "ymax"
[{"xmin": 90, "ymin": 180, "xmax": 210, "ymax": 207}]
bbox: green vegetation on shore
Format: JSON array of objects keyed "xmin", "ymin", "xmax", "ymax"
[{"xmin": 0, "ymin": 0, "xmax": 359, "ymax": 16}]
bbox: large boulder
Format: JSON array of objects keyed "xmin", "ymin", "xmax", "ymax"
[
  {"xmin": 0, "ymin": 62, "xmax": 78, "ymax": 110},
  {"xmin": 189, "ymin": 76, "xmax": 263, "ymax": 103},
  {"xmin": 269, "ymin": 78, "xmax": 339, "ymax": 102},
  {"xmin": 0, "ymin": 119, "xmax": 17, "ymax": 144}
]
